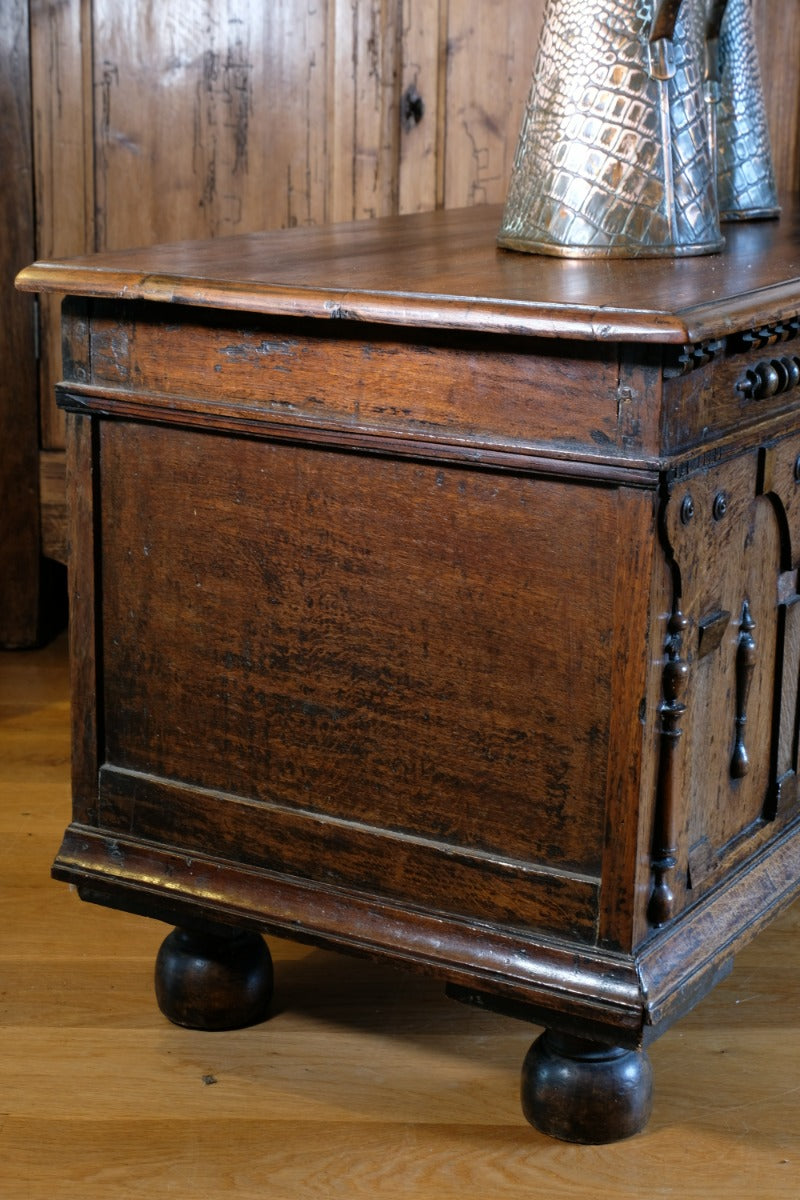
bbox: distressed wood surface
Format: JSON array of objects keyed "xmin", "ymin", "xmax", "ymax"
[
  {"xmin": 661, "ymin": 451, "xmax": 784, "ymax": 904},
  {"xmin": 74, "ymin": 299, "xmax": 634, "ymax": 462},
  {"xmin": 23, "ymin": 0, "xmax": 800, "ymax": 456},
  {"xmin": 398, "ymin": 0, "xmax": 441, "ymax": 213},
  {"xmin": 442, "ymin": 0, "xmax": 542, "ymax": 209},
  {"xmin": 91, "ymin": 0, "xmax": 328, "ymax": 244},
  {"xmin": 93, "ymin": 419, "xmax": 617, "ymax": 937},
  {"xmin": 17, "ymin": 203, "xmax": 800, "ymax": 350},
  {"xmin": 80, "ymin": 0, "xmax": 546, "ymax": 248},
  {"xmin": 329, "ymin": 0, "xmax": 401, "ymax": 223}
]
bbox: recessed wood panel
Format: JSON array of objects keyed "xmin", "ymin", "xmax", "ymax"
[
  {"xmin": 661, "ymin": 447, "xmax": 795, "ymax": 900},
  {"xmin": 99, "ymin": 420, "xmax": 617, "ymax": 886}
]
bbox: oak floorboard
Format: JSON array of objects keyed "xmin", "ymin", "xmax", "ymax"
[{"xmin": 1, "ymin": 634, "xmax": 799, "ymax": 1198}]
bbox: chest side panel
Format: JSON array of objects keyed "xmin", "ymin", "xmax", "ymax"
[{"xmin": 95, "ymin": 419, "xmax": 626, "ymax": 941}]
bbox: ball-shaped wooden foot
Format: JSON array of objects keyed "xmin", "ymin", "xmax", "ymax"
[
  {"xmin": 521, "ymin": 1031, "xmax": 653, "ymax": 1144},
  {"xmin": 155, "ymin": 927, "xmax": 274, "ymax": 1031}
]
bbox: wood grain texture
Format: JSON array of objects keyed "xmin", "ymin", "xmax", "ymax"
[
  {"xmin": 28, "ymin": 206, "xmax": 800, "ymax": 1030},
  {"xmin": 38, "ymin": 451, "xmax": 67, "ymax": 565},
  {"xmin": 662, "ymin": 451, "xmax": 784, "ymax": 901},
  {"xmin": 87, "ymin": 419, "xmax": 627, "ymax": 942},
  {"xmin": 19, "ymin": 0, "xmax": 542, "ymax": 466},
  {"xmin": 398, "ymin": 0, "xmax": 441, "ymax": 213},
  {"xmin": 329, "ymin": 0, "xmax": 401, "ymax": 223},
  {"xmin": 17, "ymin": 204, "xmax": 800, "ymax": 349},
  {"xmin": 754, "ymin": 0, "xmax": 800, "ymax": 197},
  {"xmin": 442, "ymin": 0, "xmax": 544, "ymax": 208},
  {"xmin": 65, "ymin": 409, "xmax": 100, "ymax": 828},
  {"xmin": 598, "ymin": 485, "xmax": 662, "ymax": 951},
  {"xmin": 22, "ymin": 0, "xmax": 548, "ymax": 588},
  {"xmin": 29, "ymin": 0, "xmax": 92, "ymax": 452},
  {"xmin": 3, "ymin": 635, "xmax": 800, "ymax": 1197},
  {"xmin": 0, "ymin": 0, "xmax": 41, "ymax": 646},
  {"xmin": 74, "ymin": 300, "xmax": 642, "ymax": 466}
]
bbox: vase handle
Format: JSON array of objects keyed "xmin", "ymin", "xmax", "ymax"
[
  {"xmin": 706, "ymin": 0, "xmax": 731, "ymax": 42},
  {"xmin": 649, "ymin": 0, "xmax": 684, "ymax": 44},
  {"xmin": 705, "ymin": 0, "xmax": 732, "ymax": 87}
]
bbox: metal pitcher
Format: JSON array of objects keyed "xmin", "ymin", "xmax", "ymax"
[
  {"xmin": 705, "ymin": 0, "xmax": 779, "ymax": 221},
  {"xmin": 498, "ymin": 0, "xmax": 723, "ymax": 258}
]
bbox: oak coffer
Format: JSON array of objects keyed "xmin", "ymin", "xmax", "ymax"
[{"xmin": 16, "ymin": 204, "xmax": 800, "ymax": 1143}]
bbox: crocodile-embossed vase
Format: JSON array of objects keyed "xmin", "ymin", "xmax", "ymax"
[
  {"xmin": 709, "ymin": 0, "xmax": 779, "ymax": 221},
  {"xmin": 498, "ymin": 0, "xmax": 724, "ymax": 258}
]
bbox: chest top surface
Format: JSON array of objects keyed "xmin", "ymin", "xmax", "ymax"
[{"xmin": 15, "ymin": 202, "xmax": 800, "ymax": 346}]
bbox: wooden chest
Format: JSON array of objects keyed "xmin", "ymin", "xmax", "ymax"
[{"xmin": 17, "ymin": 205, "xmax": 800, "ymax": 1143}]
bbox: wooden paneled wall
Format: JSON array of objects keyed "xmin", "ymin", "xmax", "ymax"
[
  {"xmin": 4, "ymin": 0, "xmax": 799, "ymax": 644},
  {"xmin": 754, "ymin": 0, "xmax": 800, "ymax": 194},
  {"xmin": 1, "ymin": 0, "xmax": 40, "ymax": 646}
]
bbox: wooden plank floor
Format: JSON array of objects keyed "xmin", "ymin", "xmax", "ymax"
[{"xmin": 2, "ymin": 633, "xmax": 799, "ymax": 1198}]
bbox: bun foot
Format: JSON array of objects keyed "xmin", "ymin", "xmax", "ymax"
[
  {"xmin": 155, "ymin": 926, "xmax": 274, "ymax": 1031},
  {"xmin": 521, "ymin": 1030, "xmax": 653, "ymax": 1144}
]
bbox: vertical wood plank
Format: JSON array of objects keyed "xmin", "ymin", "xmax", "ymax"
[
  {"xmin": 599, "ymin": 488, "xmax": 662, "ymax": 952},
  {"xmin": 30, "ymin": 0, "xmax": 93, "ymax": 258},
  {"xmin": 64, "ymin": 400, "xmax": 101, "ymax": 827},
  {"xmin": 328, "ymin": 0, "xmax": 402, "ymax": 223},
  {"xmin": 273, "ymin": 1, "xmax": 332, "ymax": 230},
  {"xmin": 91, "ymin": 0, "xmax": 331, "ymax": 248},
  {"xmin": 398, "ymin": 0, "xmax": 440, "ymax": 214},
  {"xmin": 0, "ymin": 0, "xmax": 41, "ymax": 646},
  {"xmin": 30, "ymin": 0, "xmax": 92, "ymax": 453},
  {"xmin": 754, "ymin": 0, "xmax": 800, "ymax": 196},
  {"xmin": 39, "ymin": 453, "xmax": 68, "ymax": 566},
  {"xmin": 442, "ymin": 0, "xmax": 544, "ymax": 210}
]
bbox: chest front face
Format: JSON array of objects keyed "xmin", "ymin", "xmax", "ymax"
[{"xmin": 656, "ymin": 429, "xmax": 800, "ymax": 901}]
